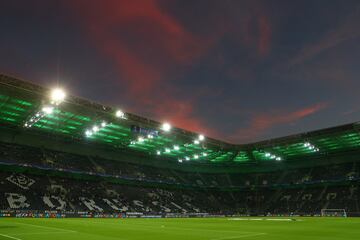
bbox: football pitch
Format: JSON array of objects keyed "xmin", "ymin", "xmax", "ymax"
[{"xmin": 0, "ymin": 217, "xmax": 359, "ymax": 240}]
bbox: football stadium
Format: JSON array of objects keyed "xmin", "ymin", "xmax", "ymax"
[
  {"xmin": 0, "ymin": 74, "xmax": 359, "ymax": 239},
  {"xmin": 1, "ymin": 0, "xmax": 360, "ymax": 239}
]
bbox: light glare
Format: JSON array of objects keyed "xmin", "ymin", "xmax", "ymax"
[
  {"xmin": 50, "ymin": 88, "xmax": 66, "ymax": 104},
  {"xmin": 42, "ymin": 106, "xmax": 54, "ymax": 114},
  {"xmin": 85, "ymin": 130, "xmax": 92, "ymax": 137},
  {"xmin": 198, "ymin": 134, "xmax": 205, "ymax": 141},
  {"xmin": 162, "ymin": 122, "xmax": 171, "ymax": 132},
  {"xmin": 116, "ymin": 110, "xmax": 125, "ymax": 119}
]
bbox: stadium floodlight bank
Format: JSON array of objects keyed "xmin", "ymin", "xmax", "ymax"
[{"xmin": 321, "ymin": 209, "xmax": 347, "ymax": 217}]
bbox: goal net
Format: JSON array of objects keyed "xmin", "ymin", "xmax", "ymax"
[{"xmin": 321, "ymin": 209, "xmax": 347, "ymax": 217}]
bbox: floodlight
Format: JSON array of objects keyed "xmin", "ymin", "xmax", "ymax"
[
  {"xmin": 185, "ymin": 156, "xmax": 190, "ymax": 161},
  {"xmin": 156, "ymin": 150, "xmax": 161, "ymax": 155},
  {"xmin": 162, "ymin": 122, "xmax": 171, "ymax": 132},
  {"xmin": 173, "ymin": 145, "xmax": 180, "ymax": 150},
  {"xmin": 101, "ymin": 121, "xmax": 107, "ymax": 127},
  {"xmin": 42, "ymin": 106, "xmax": 54, "ymax": 114},
  {"xmin": 115, "ymin": 110, "xmax": 125, "ymax": 119},
  {"xmin": 202, "ymin": 152, "xmax": 208, "ymax": 157},
  {"xmin": 194, "ymin": 140, "xmax": 200, "ymax": 145},
  {"xmin": 85, "ymin": 130, "xmax": 92, "ymax": 137},
  {"xmin": 165, "ymin": 148, "xmax": 171, "ymax": 153},
  {"xmin": 50, "ymin": 88, "xmax": 66, "ymax": 105},
  {"xmin": 194, "ymin": 154, "xmax": 199, "ymax": 159},
  {"xmin": 92, "ymin": 126, "xmax": 99, "ymax": 132},
  {"xmin": 198, "ymin": 134, "xmax": 205, "ymax": 141}
]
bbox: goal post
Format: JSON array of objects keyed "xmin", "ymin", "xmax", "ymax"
[{"xmin": 321, "ymin": 209, "xmax": 347, "ymax": 217}]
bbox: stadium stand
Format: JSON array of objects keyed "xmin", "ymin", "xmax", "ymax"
[
  {"xmin": 0, "ymin": 140, "xmax": 359, "ymax": 216},
  {"xmin": 0, "ymin": 74, "xmax": 359, "ymax": 217}
]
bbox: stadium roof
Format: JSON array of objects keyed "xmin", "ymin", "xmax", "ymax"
[{"xmin": 0, "ymin": 74, "xmax": 359, "ymax": 167}]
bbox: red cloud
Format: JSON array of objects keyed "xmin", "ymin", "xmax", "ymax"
[
  {"xmin": 229, "ymin": 102, "xmax": 328, "ymax": 142},
  {"xmin": 66, "ymin": 0, "xmax": 273, "ymax": 141},
  {"xmin": 70, "ymin": 0, "xmax": 211, "ymax": 94},
  {"xmin": 236, "ymin": 4, "xmax": 272, "ymax": 58},
  {"xmin": 66, "ymin": 0, "xmax": 216, "ymax": 134},
  {"xmin": 152, "ymin": 98, "xmax": 213, "ymax": 135}
]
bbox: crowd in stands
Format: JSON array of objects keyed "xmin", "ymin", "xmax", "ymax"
[
  {"xmin": 0, "ymin": 171, "xmax": 359, "ymax": 216},
  {"xmin": 0, "ymin": 142, "xmax": 358, "ymax": 188},
  {"xmin": 0, "ymin": 141, "xmax": 359, "ymax": 216}
]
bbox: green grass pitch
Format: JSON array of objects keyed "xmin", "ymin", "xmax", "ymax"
[{"xmin": 0, "ymin": 217, "xmax": 359, "ymax": 240}]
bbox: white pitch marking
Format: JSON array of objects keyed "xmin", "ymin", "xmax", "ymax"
[
  {"xmin": 229, "ymin": 218, "xmax": 295, "ymax": 221},
  {"xmin": 211, "ymin": 233, "xmax": 267, "ymax": 240},
  {"xmin": 9, "ymin": 222, "xmax": 77, "ymax": 233},
  {"xmin": 230, "ymin": 218, "xmax": 263, "ymax": 221},
  {"xmin": 11, "ymin": 231, "xmax": 76, "ymax": 236},
  {"xmin": 266, "ymin": 219, "xmax": 293, "ymax": 221},
  {"xmin": 0, "ymin": 234, "xmax": 22, "ymax": 240}
]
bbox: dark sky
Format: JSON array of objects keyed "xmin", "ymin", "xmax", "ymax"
[{"xmin": 1, "ymin": 0, "xmax": 359, "ymax": 143}]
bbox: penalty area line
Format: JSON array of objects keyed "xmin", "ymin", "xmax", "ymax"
[{"xmin": 0, "ymin": 233, "xmax": 22, "ymax": 240}]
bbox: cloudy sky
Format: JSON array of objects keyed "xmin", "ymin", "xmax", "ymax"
[{"xmin": 1, "ymin": 0, "xmax": 359, "ymax": 143}]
